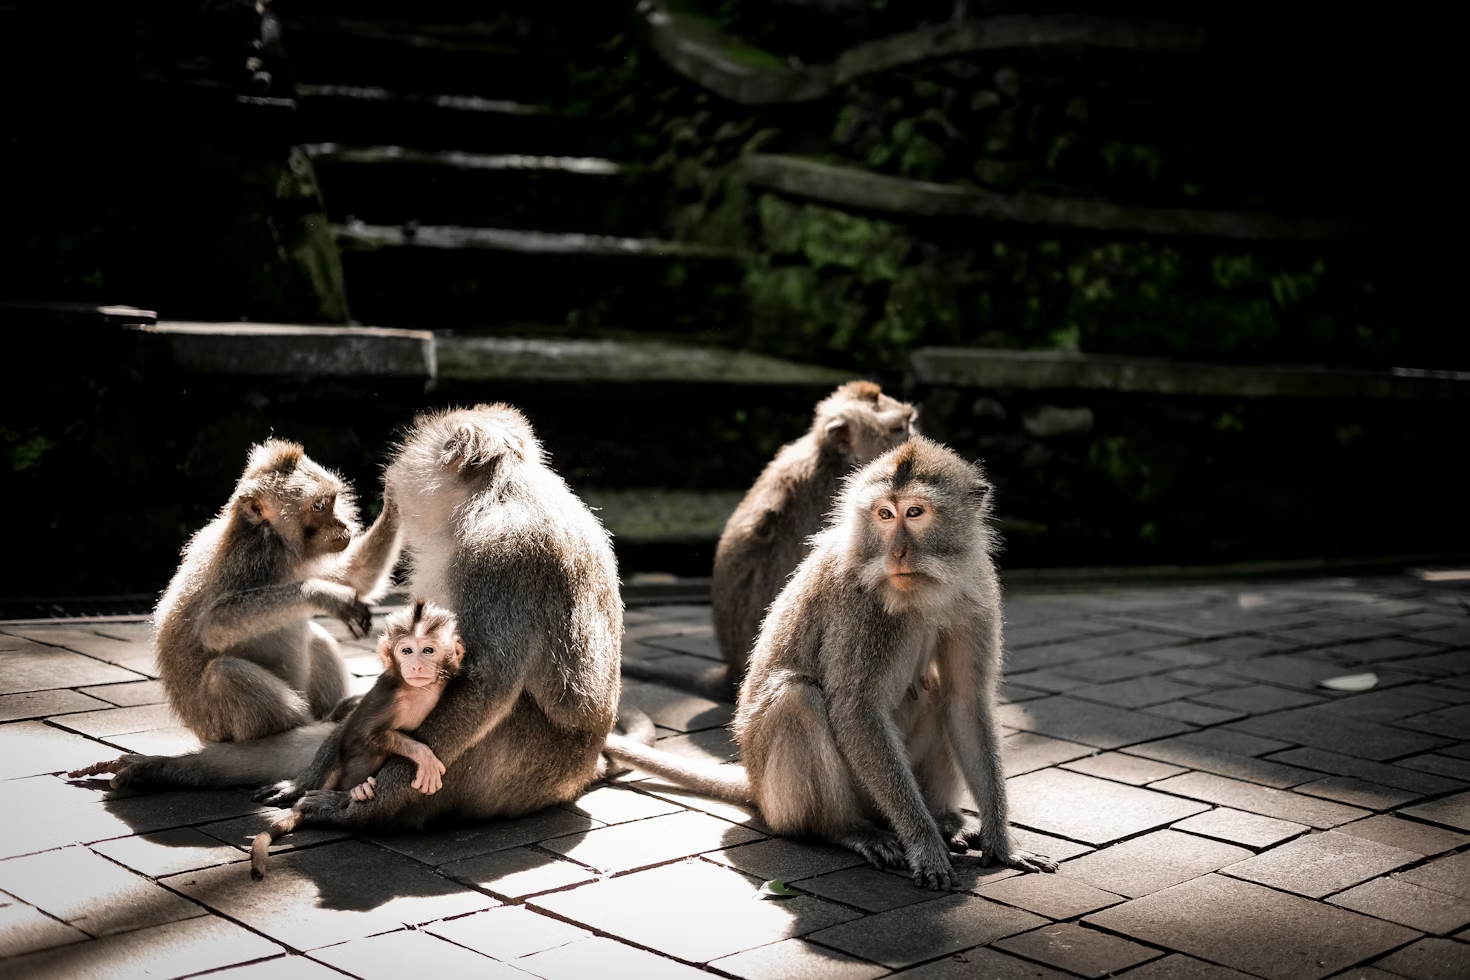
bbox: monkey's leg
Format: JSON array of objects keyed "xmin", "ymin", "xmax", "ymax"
[
  {"xmin": 108, "ymin": 723, "xmax": 333, "ymax": 790},
  {"xmin": 303, "ymin": 622, "xmax": 350, "ymax": 720},
  {"xmin": 189, "ymin": 657, "xmax": 313, "ymax": 743},
  {"xmin": 907, "ymin": 706, "xmax": 973, "ymax": 854},
  {"xmin": 751, "ymin": 679, "xmax": 905, "ymax": 871}
]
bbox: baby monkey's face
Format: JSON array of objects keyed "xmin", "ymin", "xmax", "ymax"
[{"xmin": 379, "ymin": 627, "xmax": 463, "ymax": 688}]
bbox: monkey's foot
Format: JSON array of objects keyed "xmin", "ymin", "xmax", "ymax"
[
  {"xmin": 906, "ymin": 839, "xmax": 959, "ymax": 891},
  {"xmin": 935, "ymin": 811, "xmax": 985, "ymax": 853},
  {"xmin": 984, "ymin": 847, "xmax": 1058, "ymax": 874},
  {"xmin": 294, "ymin": 788, "xmax": 354, "ymax": 825},
  {"xmin": 67, "ymin": 759, "xmax": 127, "ymax": 779},
  {"xmin": 95, "ymin": 754, "xmax": 153, "ymax": 789},
  {"xmin": 839, "ymin": 826, "xmax": 907, "ymax": 872},
  {"xmin": 252, "ymin": 780, "xmax": 305, "ymax": 808}
]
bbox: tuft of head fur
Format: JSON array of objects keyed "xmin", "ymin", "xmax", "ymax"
[{"xmin": 384, "ymin": 599, "xmax": 458, "ymax": 645}]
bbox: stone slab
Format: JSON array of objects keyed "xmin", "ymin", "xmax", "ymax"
[
  {"xmin": 1010, "ymin": 827, "xmax": 1095, "ymax": 863},
  {"xmin": 1395, "ymin": 851, "xmax": 1470, "ymax": 900},
  {"xmin": 426, "ymin": 905, "xmax": 591, "ymax": 960},
  {"xmin": 1061, "ymin": 751, "xmax": 1186, "ymax": 786},
  {"xmin": 1191, "ymin": 685, "xmax": 1326, "ymax": 714},
  {"xmin": 563, "ymin": 785, "xmax": 684, "ymax": 824},
  {"xmin": 0, "ymin": 641, "xmax": 150, "ymax": 692},
  {"xmin": 1001, "ymin": 696, "xmax": 1194, "ymax": 750},
  {"xmin": 0, "ymin": 689, "xmax": 110, "ymax": 722},
  {"xmin": 705, "ymin": 836, "xmax": 866, "ymax": 882},
  {"xmin": 531, "ymin": 860, "xmax": 858, "ymax": 963},
  {"xmin": 0, "ymin": 914, "xmax": 284, "ymax": 980},
  {"xmin": 76, "ymin": 680, "xmax": 166, "ymax": 706},
  {"xmin": 517, "ymin": 936, "xmax": 710, "ymax": 980},
  {"xmin": 1374, "ymin": 937, "xmax": 1470, "ymax": 980},
  {"xmin": 708, "ymin": 937, "xmax": 889, "ymax": 980},
  {"xmin": 0, "ymin": 845, "xmax": 204, "ymax": 937},
  {"xmin": 1085, "ymin": 874, "xmax": 1418, "ymax": 980},
  {"xmin": 1330, "ymin": 877, "xmax": 1470, "ymax": 935},
  {"xmin": 1002, "ymin": 732, "xmax": 1094, "ymax": 776},
  {"xmin": 0, "ymin": 720, "xmax": 115, "ymax": 781},
  {"xmin": 1335, "ymin": 815, "xmax": 1470, "ymax": 857},
  {"xmin": 1219, "ymin": 654, "xmax": 1417, "ymax": 694},
  {"xmin": 1116, "ymin": 953, "xmax": 1259, "ymax": 980},
  {"xmin": 0, "ymin": 900, "xmax": 88, "ymax": 958},
  {"xmin": 1051, "ymin": 655, "xmax": 1175, "ymax": 685},
  {"xmin": 1062, "ymin": 830, "xmax": 1253, "ymax": 897},
  {"xmin": 1221, "ymin": 831, "xmax": 1419, "ymax": 898},
  {"xmin": 90, "ymin": 827, "xmax": 248, "ymax": 878},
  {"xmin": 1172, "ymin": 808, "xmax": 1309, "ymax": 849},
  {"xmin": 1265, "ymin": 747, "xmax": 1465, "ymax": 795},
  {"xmin": 542, "ymin": 808, "xmax": 763, "ymax": 874},
  {"xmin": 311, "ymin": 929, "xmax": 526, "ymax": 979},
  {"xmin": 976, "ymin": 871, "xmax": 1124, "ymax": 918},
  {"xmin": 1124, "ymin": 735, "xmax": 1318, "ymax": 789},
  {"xmin": 437, "ymin": 846, "xmax": 598, "ymax": 900},
  {"xmin": 1232, "ymin": 707, "xmax": 1448, "ymax": 761},
  {"xmin": 887, "ymin": 946, "xmax": 1074, "ymax": 979},
  {"xmin": 199, "ymin": 809, "xmax": 350, "ymax": 856},
  {"xmin": 1070, "ymin": 675, "xmax": 1209, "ymax": 708},
  {"xmin": 798, "ymin": 866, "xmax": 949, "ymax": 913},
  {"xmin": 48, "ymin": 702, "xmax": 176, "ymax": 738},
  {"xmin": 1398, "ymin": 753, "xmax": 1470, "ymax": 782},
  {"xmin": 1007, "ymin": 769, "xmax": 1208, "ymax": 845},
  {"xmin": 994, "ymin": 922, "xmax": 1162, "ymax": 977},
  {"xmin": 1401, "ymin": 790, "xmax": 1470, "ymax": 832},
  {"xmin": 619, "ymin": 677, "xmax": 732, "ymax": 733},
  {"xmin": 369, "ymin": 806, "xmax": 596, "ymax": 865},
  {"xmin": 807, "ymin": 893, "xmax": 1046, "ymax": 969},
  {"xmin": 168, "ymin": 840, "xmax": 498, "ymax": 950},
  {"xmin": 1145, "ymin": 700, "xmax": 1246, "ymax": 726},
  {"xmin": 1294, "ymin": 776, "xmax": 1421, "ymax": 810},
  {"xmin": 1149, "ymin": 772, "xmax": 1370, "ymax": 828}
]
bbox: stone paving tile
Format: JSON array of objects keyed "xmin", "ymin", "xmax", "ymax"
[
  {"xmin": 994, "ymin": 922, "xmax": 1162, "ymax": 977},
  {"xmin": 1272, "ymin": 621, "xmax": 1404, "ymax": 648},
  {"xmin": 1234, "ymin": 707, "xmax": 1450, "ymax": 762},
  {"xmin": 1136, "ymin": 646, "xmax": 1229, "ymax": 668},
  {"xmin": 518, "ymin": 936, "xmax": 710, "ymax": 980},
  {"xmin": 648, "ymin": 726, "xmax": 741, "ymax": 764},
  {"xmin": 618, "ymin": 677, "xmax": 732, "ymax": 733},
  {"xmin": 709, "ymin": 937, "xmax": 889, "ymax": 980},
  {"xmin": 1330, "ymin": 637, "xmax": 1450, "ymax": 664},
  {"xmin": 1329, "ymin": 877, "xmax": 1470, "ymax": 935},
  {"xmin": 1398, "ymin": 753, "xmax": 1470, "ymax": 782},
  {"xmin": 74, "ymin": 786, "xmax": 262, "ymax": 837},
  {"xmin": 1219, "ymin": 654, "xmax": 1418, "ymax": 694},
  {"xmin": 1162, "ymin": 667, "xmax": 1252, "ymax": 689},
  {"xmin": 0, "ymin": 913, "xmax": 284, "ymax": 980},
  {"xmin": 1116, "ymin": 952, "xmax": 1259, "ymax": 979},
  {"xmin": 1000, "ymin": 696, "xmax": 1194, "ymax": 750},
  {"xmin": 532, "ymin": 860, "xmax": 858, "ymax": 963},
  {"xmin": 891, "ymin": 946, "xmax": 1073, "ymax": 979},
  {"xmin": 5, "ymin": 628, "xmax": 159, "ymax": 676},
  {"xmin": 641, "ymin": 629, "xmax": 722, "ymax": 660},
  {"xmin": 1396, "ymin": 705, "xmax": 1470, "ymax": 740},
  {"xmin": 1336, "ymin": 815, "xmax": 1470, "ymax": 857},
  {"xmin": 999, "ymin": 681, "xmax": 1049, "ymax": 703},
  {"xmin": 1124, "ymin": 735, "xmax": 1318, "ymax": 789},
  {"xmin": 1163, "ymin": 634, "xmax": 1304, "ymax": 659},
  {"xmin": 1061, "ymin": 751, "xmax": 1186, "ymax": 786},
  {"xmin": 1401, "ymin": 791, "xmax": 1470, "ymax": 833},
  {"xmin": 371, "ymin": 806, "xmax": 596, "ymax": 865},
  {"xmin": 1001, "ymin": 669, "xmax": 1093, "ymax": 694},
  {"xmin": 1311, "ymin": 689, "xmax": 1450, "ymax": 723},
  {"xmin": 1393, "ymin": 650, "xmax": 1470, "ymax": 677},
  {"xmin": 438, "ymin": 846, "xmax": 597, "ymax": 900},
  {"xmin": 1010, "ymin": 827, "xmax": 1095, "ymax": 863},
  {"xmin": 1001, "ymin": 732, "xmax": 1094, "ymax": 776},
  {"xmin": 563, "ymin": 784, "xmax": 684, "ymax": 824},
  {"xmin": 807, "ymin": 893, "xmax": 1046, "ymax": 969},
  {"xmin": 0, "ymin": 720, "xmax": 115, "ymax": 780},
  {"xmin": 101, "ymin": 726, "xmax": 203, "ymax": 756},
  {"xmin": 90, "ymin": 827, "xmax": 246, "ymax": 878},
  {"xmin": 1008, "ymin": 770, "xmax": 1208, "ymax": 845},
  {"xmin": 0, "ymin": 642, "xmax": 147, "ymax": 695},
  {"xmin": 1265, "ymin": 747, "xmax": 1466, "ymax": 796},
  {"xmin": 542, "ymin": 808, "xmax": 763, "ymax": 874},
  {"xmin": 1190, "ymin": 684, "xmax": 1326, "ymax": 714},
  {"xmin": 1395, "ymin": 851, "xmax": 1470, "ymax": 900},
  {"xmin": 1145, "ymin": 700, "xmax": 1246, "ymax": 726},
  {"xmin": 1051, "ymin": 654, "xmax": 1178, "ymax": 685},
  {"xmin": 199, "ymin": 808, "xmax": 350, "ymax": 856},
  {"xmin": 1222, "ymin": 831, "xmax": 1420, "ymax": 898},
  {"xmin": 1062, "ymin": 830, "xmax": 1253, "ymax": 897},
  {"xmin": 426, "ymin": 904, "xmax": 591, "ymax": 960},
  {"xmin": 1415, "ymin": 624, "xmax": 1470, "ymax": 649},
  {"xmin": 799, "ymin": 866, "xmax": 949, "ymax": 913},
  {"xmin": 312, "ymin": 928, "xmax": 526, "ymax": 979},
  {"xmin": 1172, "ymin": 807, "xmax": 1309, "ymax": 849},
  {"xmin": 635, "ymin": 780, "xmax": 768, "ymax": 830},
  {"xmin": 0, "ymin": 689, "xmax": 111, "ymax": 722},
  {"xmin": 168, "ymin": 839, "xmax": 498, "ymax": 950},
  {"xmin": 47, "ymin": 702, "xmax": 175, "ymax": 738},
  {"xmin": 1373, "ymin": 936, "xmax": 1470, "ymax": 979},
  {"xmin": 1400, "ymin": 683, "xmax": 1470, "ymax": 705},
  {"xmin": 0, "ymin": 845, "xmax": 204, "ymax": 937},
  {"xmin": 705, "ymin": 836, "xmax": 866, "ymax": 882},
  {"xmin": 1085, "ymin": 874, "xmax": 1419, "ymax": 980},
  {"xmin": 0, "ymin": 775, "xmax": 138, "ymax": 859},
  {"xmin": 975, "ymin": 870, "xmax": 1124, "ymax": 918},
  {"xmin": 1149, "ymin": 772, "xmax": 1370, "ymax": 828},
  {"xmin": 1294, "ymin": 776, "xmax": 1421, "ymax": 810},
  {"xmin": 1069, "ymin": 675, "xmax": 1209, "ymax": 708},
  {"xmin": 1008, "ymin": 620, "xmax": 1124, "ymax": 649},
  {"xmin": 0, "ymin": 899, "xmax": 88, "ymax": 958}
]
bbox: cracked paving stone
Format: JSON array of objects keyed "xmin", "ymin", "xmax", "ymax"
[
  {"xmin": 168, "ymin": 839, "xmax": 498, "ymax": 951},
  {"xmin": 1061, "ymin": 751, "xmax": 1186, "ymax": 786},
  {"xmin": 705, "ymin": 836, "xmax": 865, "ymax": 882},
  {"xmin": 1220, "ymin": 831, "xmax": 1419, "ymax": 898},
  {"xmin": 0, "ymin": 720, "xmax": 117, "ymax": 781},
  {"xmin": 1373, "ymin": 937, "xmax": 1470, "ymax": 980},
  {"xmin": 563, "ymin": 785, "xmax": 683, "ymax": 824},
  {"xmin": 798, "ymin": 865, "xmax": 949, "ymax": 913},
  {"xmin": 1002, "ymin": 732, "xmax": 1094, "ymax": 776},
  {"xmin": 1148, "ymin": 772, "xmax": 1369, "ymax": 828},
  {"xmin": 1085, "ymin": 874, "xmax": 1418, "ymax": 980},
  {"xmin": 1172, "ymin": 808, "xmax": 1309, "ymax": 849},
  {"xmin": 0, "ymin": 899, "xmax": 88, "ymax": 958},
  {"xmin": 0, "ymin": 689, "xmax": 110, "ymax": 722},
  {"xmin": 1335, "ymin": 815, "xmax": 1469, "ymax": 857},
  {"xmin": 0, "ymin": 914, "xmax": 283, "ymax": 980},
  {"xmin": 541, "ymin": 808, "xmax": 763, "ymax": 874},
  {"xmin": 530, "ymin": 860, "xmax": 858, "ymax": 963},
  {"xmin": 1293, "ymin": 776, "xmax": 1421, "ymax": 810},
  {"xmin": 1264, "ymin": 747, "xmax": 1465, "ymax": 796},
  {"xmin": 807, "ymin": 893, "xmax": 1045, "ymax": 970},
  {"xmin": 0, "ymin": 845, "xmax": 204, "ymax": 937},
  {"xmin": 370, "ymin": 806, "xmax": 596, "ymax": 865},
  {"xmin": 1062, "ymin": 830, "xmax": 1253, "ymax": 897},
  {"xmin": 437, "ymin": 846, "xmax": 597, "ymax": 900},
  {"xmin": 708, "ymin": 937, "xmax": 889, "ymax": 980},
  {"xmin": 976, "ymin": 871, "xmax": 1124, "ymax": 918},
  {"xmin": 518, "ymin": 936, "xmax": 710, "ymax": 980},
  {"xmin": 1329, "ymin": 877, "xmax": 1470, "ymax": 935},
  {"xmin": 994, "ymin": 922, "xmax": 1162, "ymax": 977},
  {"xmin": 1395, "ymin": 851, "xmax": 1470, "ymax": 900},
  {"xmin": 1117, "ymin": 953, "xmax": 1259, "ymax": 979},
  {"xmin": 426, "ymin": 905, "xmax": 591, "ymax": 960},
  {"xmin": 1000, "ymin": 696, "xmax": 1193, "ymax": 750},
  {"xmin": 1145, "ymin": 700, "xmax": 1246, "ymax": 726},
  {"xmin": 90, "ymin": 827, "xmax": 247, "ymax": 878},
  {"xmin": 1400, "ymin": 790, "xmax": 1470, "ymax": 833},
  {"xmin": 892, "ymin": 946, "xmax": 1074, "ymax": 979},
  {"xmin": 1007, "ymin": 769, "xmax": 1208, "ymax": 845},
  {"xmin": 312, "ymin": 929, "xmax": 526, "ymax": 979}
]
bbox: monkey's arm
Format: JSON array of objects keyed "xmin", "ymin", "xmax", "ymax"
[
  {"xmin": 333, "ymin": 496, "xmax": 401, "ymax": 600},
  {"xmin": 369, "ymin": 729, "xmax": 446, "ymax": 795},
  {"xmin": 201, "ymin": 579, "xmax": 371, "ymax": 648}
]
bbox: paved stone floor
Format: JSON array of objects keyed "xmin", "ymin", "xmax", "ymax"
[{"xmin": 3, "ymin": 577, "xmax": 1470, "ymax": 979}]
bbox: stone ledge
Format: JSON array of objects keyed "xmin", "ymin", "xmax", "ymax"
[
  {"xmin": 745, "ymin": 155, "xmax": 1353, "ymax": 242},
  {"xmin": 140, "ymin": 322, "xmax": 436, "ymax": 378},
  {"xmin": 303, "ymin": 144, "xmax": 621, "ymax": 175},
  {"xmin": 437, "ymin": 336, "xmax": 853, "ymax": 385},
  {"xmin": 333, "ymin": 222, "xmax": 728, "ymax": 258},
  {"xmin": 908, "ymin": 347, "xmax": 1470, "ymax": 399},
  {"xmin": 646, "ymin": 9, "xmax": 1204, "ymax": 105},
  {"xmin": 295, "ymin": 84, "xmax": 540, "ymax": 117}
]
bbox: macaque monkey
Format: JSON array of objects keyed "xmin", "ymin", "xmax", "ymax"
[
  {"xmin": 250, "ymin": 600, "xmax": 463, "ymax": 878},
  {"xmin": 623, "ymin": 381, "xmax": 917, "ymax": 699},
  {"xmin": 607, "ymin": 437, "xmax": 1055, "ymax": 888},
  {"xmin": 154, "ymin": 439, "xmax": 401, "ymax": 743}
]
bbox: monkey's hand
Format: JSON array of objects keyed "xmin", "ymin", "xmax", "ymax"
[
  {"xmin": 350, "ymin": 776, "xmax": 376, "ymax": 801},
  {"xmin": 252, "ymin": 780, "xmax": 306, "ymax": 808},
  {"xmin": 410, "ymin": 750, "xmax": 447, "ymax": 795},
  {"xmin": 906, "ymin": 837, "xmax": 958, "ymax": 891},
  {"xmin": 305, "ymin": 579, "xmax": 372, "ymax": 638}
]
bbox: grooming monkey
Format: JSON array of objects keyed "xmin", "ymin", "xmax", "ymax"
[
  {"xmin": 607, "ymin": 437, "xmax": 1055, "ymax": 888},
  {"xmin": 86, "ymin": 405, "xmax": 625, "ymax": 833},
  {"xmin": 155, "ymin": 440, "xmax": 400, "ymax": 743},
  {"xmin": 250, "ymin": 600, "xmax": 464, "ymax": 878},
  {"xmin": 623, "ymin": 380, "xmax": 917, "ymax": 699}
]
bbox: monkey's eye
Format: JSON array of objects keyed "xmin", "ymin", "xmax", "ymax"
[
  {"xmin": 877, "ymin": 508, "xmax": 894, "ymax": 520},
  {"xmin": 906, "ymin": 506, "xmax": 924, "ymax": 518},
  {"xmin": 422, "ymin": 646, "xmax": 434, "ymax": 656},
  {"xmin": 889, "ymin": 426, "xmax": 906, "ymax": 435},
  {"xmin": 400, "ymin": 646, "xmax": 413, "ymax": 657}
]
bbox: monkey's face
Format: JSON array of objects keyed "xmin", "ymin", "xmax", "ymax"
[
  {"xmin": 299, "ymin": 491, "xmax": 354, "ymax": 558},
  {"xmin": 871, "ymin": 494, "xmax": 937, "ymax": 591},
  {"xmin": 381, "ymin": 630, "xmax": 464, "ymax": 688},
  {"xmin": 236, "ymin": 444, "xmax": 361, "ymax": 561}
]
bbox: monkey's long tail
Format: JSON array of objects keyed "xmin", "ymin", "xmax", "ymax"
[
  {"xmin": 249, "ymin": 809, "xmax": 300, "ymax": 880},
  {"xmin": 603, "ymin": 733, "xmax": 752, "ymax": 805}
]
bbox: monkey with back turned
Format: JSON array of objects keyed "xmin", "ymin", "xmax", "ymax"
[
  {"xmin": 250, "ymin": 599, "xmax": 464, "ymax": 878},
  {"xmin": 607, "ymin": 437, "xmax": 1056, "ymax": 888}
]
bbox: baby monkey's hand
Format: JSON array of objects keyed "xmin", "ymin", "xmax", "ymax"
[{"xmin": 411, "ymin": 748, "xmax": 447, "ymax": 795}]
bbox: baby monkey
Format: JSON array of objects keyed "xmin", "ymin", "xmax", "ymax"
[{"xmin": 250, "ymin": 600, "xmax": 463, "ymax": 878}]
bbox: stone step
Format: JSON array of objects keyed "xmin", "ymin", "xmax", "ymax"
[
  {"xmin": 332, "ymin": 222, "xmax": 740, "ymax": 331},
  {"xmin": 305, "ymin": 144, "xmax": 663, "ymax": 236}
]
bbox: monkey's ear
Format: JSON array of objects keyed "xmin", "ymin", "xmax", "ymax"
[
  {"xmin": 824, "ymin": 417, "xmax": 851, "ymax": 445},
  {"xmin": 969, "ymin": 479, "xmax": 993, "ymax": 505},
  {"xmin": 377, "ymin": 636, "xmax": 395, "ymax": 673},
  {"xmin": 238, "ymin": 494, "xmax": 278, "ymax": 525},
  {"xmin": 447, "ymin": 636, "xmax": 466, "ymax": 674}
]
